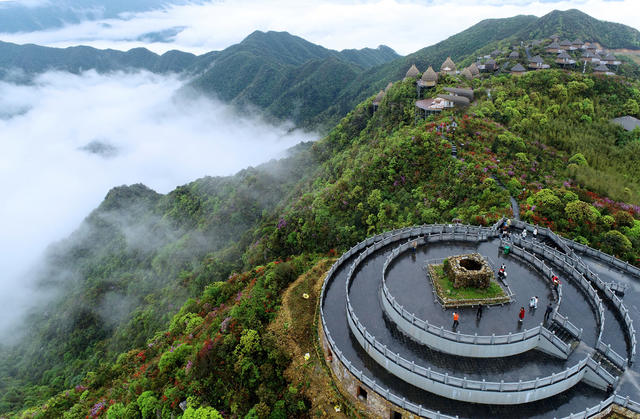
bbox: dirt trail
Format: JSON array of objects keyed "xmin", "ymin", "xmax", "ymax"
[{"xmin": 269, "ymin": 258, "xmax": 355, "ymax": 418}]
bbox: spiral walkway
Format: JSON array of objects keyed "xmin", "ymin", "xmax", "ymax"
[{"xmin": 320, "ymin": 222, "xmax": 639, "ymax": 418}]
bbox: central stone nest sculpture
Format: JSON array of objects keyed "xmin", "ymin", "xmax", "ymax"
[{"xmin": 445, "ymin": 253, "xmax": 493, "ymax": 289}]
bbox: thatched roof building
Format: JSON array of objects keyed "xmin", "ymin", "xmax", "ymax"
[
  {"xmin": 594, "ymin": 63, "xmax": 612, "ymax": 74},
  {"xmin": 404, "ymin": 64, "xmax": 420, "ymax": 80},
  {"xmin": 419, "ymin": 66, "xmax": 438, "ymax": 87},
  {"xmin": 546, "ymin": 41, "xmax": 561, "ymax": 53},
  {"xmin": 511, "ymin": 63, "xmax": 526, "ymax": 74},
  {"xmin": 440, "ymin": 56, "xmax": 457, "ymax": 75},
  {"xmin": 468, "ymin": 62, "xmax": 480, "ymax": 76},
  {"xmin": 461, "ymin": 67, "xmax": 473, "ymax": 80},
  {"xmin": 509, "ymin": 51, "xmax": 520, "ymax": 59},
  {"xmin": 528, "ymin": 55, "xmax": 549, "ymax": 69}
]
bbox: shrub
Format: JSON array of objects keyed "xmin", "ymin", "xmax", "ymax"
[{"xmin": 614, "ymin": 211, "xmax": 635, "ymax": 228}]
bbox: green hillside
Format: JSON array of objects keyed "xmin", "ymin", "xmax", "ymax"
[
  {"xmin": 517, "ymin": 9, "xmax": 640, "ymax": 49},
  {"xmin": 2, "ymin": 65, "xmax": 640, "ymax": 417}
]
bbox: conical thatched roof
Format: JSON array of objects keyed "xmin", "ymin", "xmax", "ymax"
[
  {"xmin": 421, "ymin": 66, "xmax": 438, "ymax": 82},
  {"xmin": 594, "ymin": 64, "xmax": 610, "ymax": 72},
  {"xmin": 468, "ymin": 62, "xmax": 479, "ymax": 76},
  {"xmin": 511, "ymin": 63, "xmax": 526, "ymax": 72},
  {"xmin": 404, "ymin": 64, "xmax": 420, "ymax": 79},
  {"xmin": 440, "ymin": 56, "xmax": 456, "ymax": 73},
  {"xmin": 373, "ymin": 90, "xmax": 385, "ymax": 104},
  {"xmin": 509, "ymin": 51, "xmax": 519, "ymax": 58},
  {"xmin": 461, "ymin": 68, "xmax": 473, "ymax": 80},
  {"xmin": 384, "ymin": 82, "xmax": 393, "ymax": 92}
]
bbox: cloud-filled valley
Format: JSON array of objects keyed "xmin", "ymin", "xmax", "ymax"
[{"xmin": 0, "ymin": 69, "xmax": 315, "ymax": 337}]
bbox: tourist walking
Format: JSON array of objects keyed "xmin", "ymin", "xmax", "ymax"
[
  {"xmin": 476, "ymin": 304, "xmax": 483, "ymax": 320},
  {"xmin": 452, "ymin": 311, "xmax": 459, "ymax": 329},
  {"xmin": 521, "ymin": 229, "xmax": 527, "ymax": 239},
  {"xmin": 533, "ymin": 226, "xmax": 538, "ymax": 239},
  {"xmin": 529, "ymin": 296, "xmax": 536, "ymax": 310},
  {"xmin": 544, "ymin": 303, "xmax": 553, "ymax": 322},
  {"xmin": 518, "ymin": 307, "xmax": 525, "ymax": 323}
]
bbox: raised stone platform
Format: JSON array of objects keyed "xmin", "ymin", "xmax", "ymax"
[{"xmin": 320, "ymin": 223, "xmax": 638, "ymax": 418}]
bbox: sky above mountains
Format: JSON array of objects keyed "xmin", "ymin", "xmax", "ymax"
[{"xmin": 0, "ymin": 0, "xmax": 638, "ymax": 55}]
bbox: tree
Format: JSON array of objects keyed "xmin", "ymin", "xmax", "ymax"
[
  {"xmin": 565, "ymin": 200, "xmax": 598, "ymax": 225},
  {"xmin": 603, "ymin": 230, "xmax": 632, "ymax": 255},
  {"xmin": 183, "ymin": 406, "xmax": 224, "ymax": 419},
  {"xmin": 568, "ymin": 153, "xmax": 588, "ymax": 167},
  {"xmin": 624, "ymin": 98, "xmax": 639, "ymax": 116},
  {"xmin": 533, "ymin": 189, "xmax": 563, "ymax": 218},
  {"xmin": 614, "ymin": 211, "xmax": 635, "ymax": 228}
]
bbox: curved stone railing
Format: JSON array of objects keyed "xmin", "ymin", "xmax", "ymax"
[
  {"xmin": 562, "ymin": 239, "xmax": 640, "ymax": 279},
  {"xmin": 509, "ymin": 236, "xmax": 602, "ymax": 340},
  {"xmin": 319, "ymin": 227, "xmax": 460, "ymax": 418},
  {"xmin": 560, "ymin": 393, "xmax": 640, "ymax": 419},
  {"xmin": 510, "ymin": 232, "xmax": 636, "ymax": 363},
  {"xmin": 596, "ymin": 339, "xmax": 628, "ymax": 370},
  {"xmin": 342, "ymin": 228, "xmax": 612, "ymax": 405},
  {"xmin": 349, "ymin": 300, "xmax": 616, "ymax": 404},
  {"xmin": 380, "ymin": 229, "xmax": 571, "ymax": 359}
]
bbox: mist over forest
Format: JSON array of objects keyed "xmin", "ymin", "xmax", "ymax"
[{"xmin": 0, "ymin": 69, "xmax": 315, "ymax": 339}]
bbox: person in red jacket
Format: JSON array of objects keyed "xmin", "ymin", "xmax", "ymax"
[{"xmin": 518, "ymin": 307, "xmax": 525, "ymax": 323}]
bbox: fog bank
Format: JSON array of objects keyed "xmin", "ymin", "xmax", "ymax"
[{"xmin": 0, "ymin": 69, "xmax": 315, "ymax": 337}]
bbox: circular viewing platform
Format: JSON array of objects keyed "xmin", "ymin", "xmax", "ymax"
[{"xmin": 320, "ymin": 222, "xmax": 637, "ymax": 418}]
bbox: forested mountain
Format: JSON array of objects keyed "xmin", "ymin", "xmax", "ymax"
[
  {"xmin": 2, "ymin": 8, "xmax": 640, "ymax": 417},
  {"xmin": 2, "ymin": 9, "xmax": 639, "ymax": 130},
  {"xmin": 519, "ymin": 9, "xmax": 640, "ymax": 49},
  {"xmin": 2, "ymin": 64, "xmax": 640, "ymax": 417}
]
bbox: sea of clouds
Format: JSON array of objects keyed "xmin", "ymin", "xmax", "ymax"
[{"xmin": 0, "ymin": 69, "xmax": 315, "ymax": 337}]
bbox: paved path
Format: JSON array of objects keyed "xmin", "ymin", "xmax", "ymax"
[{"xmin": 322, "ymin": 236, "xmax": 615, "ymax": 417}]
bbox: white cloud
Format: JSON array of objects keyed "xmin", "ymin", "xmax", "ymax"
[
  {"xmin": 0, "ymin": 70, "xmax": 315, "ymax": 336},
  {"xmin": 0, "ymin": 0, "xmax": 638, "ymax": 56}
]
